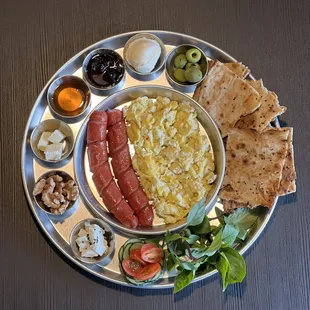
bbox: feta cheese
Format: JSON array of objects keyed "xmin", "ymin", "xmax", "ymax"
[
  {"xmin": 81, "ymin": 248, "xmax": 98, "ymax": 258},
  {"xmin": 88, "ymin": 224, "xmax": 106, "ymax": 256},
  {"xmin": 37, "ymin": 131, "xmax": 51, "ymax": 151},
  {"xmin": 75, "ymin": 223, "xmax": 107, "ymax": 258},
  {"xmin": 78, "ymin": 228, "xmax": 87, "ymax": 237},
  {"xmin": 75, "ymin": 235, "xmax": 89, "ymax": 250},
  {"xmin": 48, "ymin": 129, "xmax": 66, "ymax": 143},
  {"xmin": 89, "ymin": 242, "xmax": 105, "ymax": 256},
  {"xmin": 44, "ymin": 143, "xmax": 63, "ymax": 161}
]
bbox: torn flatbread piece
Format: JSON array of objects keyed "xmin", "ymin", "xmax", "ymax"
[
  {"xmin": 225, "ymin": 62, "xmax": 250, "ymax": 79},
  {"xmin": 208, "ymin": 61, "xmax": 250, "ymax": 79},
  {"xmin": 222, "ymin": 200, "xmax": 250, "ymax": 213},
  {"xmin": 278, "ymin": 128, "xmax": 296, "ymax": 195},
  {"xmin": 236, "ymin": 79, "xmax": 287, "ymax": 132},
  {"xmin": 219, "ymin": 127, "xmax": 290, "ymax": 208},
  {"xmin": 193, "ymin": 61, "xmax": 261, "ymax": 137}
]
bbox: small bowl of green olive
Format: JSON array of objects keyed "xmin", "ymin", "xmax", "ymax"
[{"xmin": 165, "ymin": 44, "xmax": 208, "ymax": 93}]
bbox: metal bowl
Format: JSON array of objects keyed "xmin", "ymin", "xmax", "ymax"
[
  {"xmin": 69, "ymin": 218, "xmax": 115, "ymax": 266},
  {"xmin": 47, "ymin": 75, "xmax": 91, "ymax": 122},
  {"xmin": 123, "ymin": 33, "xmax": 166, "ymax": 81},
  {"xmin": 33, "ymin": 170, "xmax": 79, "ymax": 217},
  {"xmin": 30, "ymin": 119, "xmax": 74, "ymax": 164},
  {"xmin": 82, "ymin": 48, "xmax": 125, "ymax": 96},
  {"xmin": 74, "ymin": 85, "xmax": 225, "ymax": 236},
  {"xmin": 165, "ymin": 44, "xmax": 208, "ymax": 93}
]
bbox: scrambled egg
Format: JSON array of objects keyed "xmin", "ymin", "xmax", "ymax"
[{"xmin": 124, "ymin": 96, "xmax": 216, "ymax": 224}]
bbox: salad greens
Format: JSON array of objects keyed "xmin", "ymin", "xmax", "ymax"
[{"xmin": 163, "ymin": 198, "xmax": 259, "ymax": 293}]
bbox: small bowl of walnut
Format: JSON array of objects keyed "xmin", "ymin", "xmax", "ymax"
[{"xmin": 32, "ymin": 170, "xmax": 79, "ymax": 217}]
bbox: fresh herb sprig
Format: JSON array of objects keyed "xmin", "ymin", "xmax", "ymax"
[{"xmin": 164, "ymin": 198, "xmax": 259, "ymax": 293}]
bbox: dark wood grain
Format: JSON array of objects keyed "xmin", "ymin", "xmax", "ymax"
[{"xmin": 1, "ymin": 0, "xmax": 309, "ymax": 309}]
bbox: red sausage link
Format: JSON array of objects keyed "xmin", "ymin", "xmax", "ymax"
[
  {"xmin": 137, "ymin": 205, "xmax": 154, "ymax": 227},
  {"xmin": 107, "ymin": 121, "xmax": 128, "ymax": 154},
  {"xmin": 90, "ymin": 110, "xmax": 108, "ymax": 122},
  {"xmin": 113, "ymin": 199, "xmax": 138, "ymax": 229},
  {"xmin": 92, "ymin": 162, "xmax": 113, "ymax": 194},
  {"xmin": 87, "ymin": 111, "xmax": 108, "ymax": 144},
  {"xmin": 122, "ymin": 215, "xmax": 139, "ymax": 229},
  {"xmin": 127, "ymin": 188, "xmax": 149, "ymax": 214},
  {"xmin": 117, "ymin": 167, "xmax": 140, "ymax": 197},
  {"xmin": 107, "ymin": 109, "xmax": 123, "ymax": 127},
  {"xmin": 106, "ymin": 109, "xmax": 154, "ymax": 227},
  {"xmin": 87, "ymin": 140, "xmax": 108, "ymax": 172},
  {"xmin": 111, "ymin": 144, "xmax": 132, "ymax": 179},
  {"xmin": 101, "ymin": 180, "xmax": 123, "ymax": 207}
]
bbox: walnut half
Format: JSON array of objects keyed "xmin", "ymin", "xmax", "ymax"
[{"xmin": 33, "ymin": 174, "xmax": 79, "ymax": 214}]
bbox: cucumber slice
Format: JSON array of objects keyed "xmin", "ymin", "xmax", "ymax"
[
  {"xmin": 118, "ymin": 245, "xmax": 124, "ymax": 262},
  {"xmin": 123, "ymin": 238, "xmax": 142, "ymax": 248},
  {"xmin": 126, "ymin": 276, "xmax": 148, "ymax": 286},
  {"xmin": 150, "ymin": 270, "xmax": 163, "ymax": 282},
  {"xmin": 125, "ymin": 269, "xmax": 163, "ymax": 286},
  {"xmin": 128, "ymin": 243, "xmax": 143, "ymax": 252},
  {"xmin": 121, "ymin": 244, "xmax": 132, "ymax": 261}
]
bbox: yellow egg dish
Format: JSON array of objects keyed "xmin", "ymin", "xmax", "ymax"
[{"xmin": 124, "ymin": 96, "xmax": 216, "ymax": 224}]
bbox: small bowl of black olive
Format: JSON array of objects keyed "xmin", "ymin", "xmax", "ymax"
[{"xmin": 82, "ymin": 49, "xmax": 125, "ymax": 96}]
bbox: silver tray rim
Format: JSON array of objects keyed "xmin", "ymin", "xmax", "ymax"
[{"xmin": 21, "ymin": 30, "xmax": 277, "ymax": 289}]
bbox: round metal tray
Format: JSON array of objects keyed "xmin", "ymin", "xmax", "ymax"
[{"xmin": 21, "ymin": 30, "xmax": 276, "ymax": 289}]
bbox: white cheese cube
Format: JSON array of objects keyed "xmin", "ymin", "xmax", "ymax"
[
  {"xmin": 48, "ymin": 129, "xmax": 66, "ymax": 143},
  {"xmin": 90, "ymin": 242, "xmax": 106, "ymax": 256},
  {"xmin": 88, "ymin": 224, "xmax": 102, "ymax": 243},
  {"xmin": 81, "ymin": 248, "xmax": 98, "ymax": 258},
  {"xmin": 78, "ymin": 228, "xmax": 87, "ymax": 237},
  {"xmin": 88, "ymin": 224, "xmax": 106, "ymax": 256},
  {"xmin": 37, "ymin": 132, "xmax": 51, "ymax": 151},
  {"xmin": 44, "ymin": 143, "xmax": 63, "ymax": 161},
  {"xmin": 75, "ymin": 223, "xmax": 106, "ymax": 258},
  {"xmin": 75, "ymin": 235, "xmax": 89, "ymax": 250}
]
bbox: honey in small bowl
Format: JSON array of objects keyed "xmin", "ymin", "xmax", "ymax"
[
  {"xmin": 48, "ymin": 75, "xmax": 91, "ymax": 119},
  {"xmin": 54, "ymin": 84, "xmax": 87, "ymax": 115}
]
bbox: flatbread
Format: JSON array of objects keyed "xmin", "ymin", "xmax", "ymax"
[
  {"xmin": 278, "ymin": 128, "xmax": 296, "ymax": 195},
  {"xmin": 222, "ymin": 200, "xmax": 250, "ymax": 213},
  {"xmin": 193, "ymin": 61, "xmax": 261, "ymax": 137},
  {"xmin": 208, "ymin": 61, "xmax": 250, "ymax": 79},
  {"xmin": 224, "ymin": 62, "xmax": 250, "ymax": 79},
  {"xmin": 219, "ymin": 127, "xmax": 290, "ymax": 208},
  {"xmin": 236, "ymin": 79, "xmax": 287, "ymax": 132}
]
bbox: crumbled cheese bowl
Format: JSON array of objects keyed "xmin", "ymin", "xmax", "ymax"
[
  {"xmin": 69, "ymin": 218, "xmax": 115, "ymax": 266},
  {"xmin": 75, "ymin": 222, "xmax": 107, "ymax": 258}
]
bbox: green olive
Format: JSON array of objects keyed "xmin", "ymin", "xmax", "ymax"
[
  {"xmin": 186, "ymin": 48, "xmax": 202, "ymax": 63},
  {"xmin": 184, "ymin": 67, "xmax": 203, "ymax": 83},
  {"xmin": 185, "ymin": 62, "xmax": 201, "ymax": 70},
  {"xmin": 173, "ymin": 68, "xmax": 186, "ymax": 82},
  {"xmin": 174, "ymin": 54, "xmax": 187, "ymax": 68}
]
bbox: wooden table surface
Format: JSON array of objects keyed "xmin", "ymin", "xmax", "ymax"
[{"xmin": 1, "ymin": 0, "xmax": 309, "ymax": 309}]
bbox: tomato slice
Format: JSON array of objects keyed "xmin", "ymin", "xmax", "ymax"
[
  {"xmin": 135, "ymin": 262, "xmax": 161, "ymax": 281},
  {"xmin": 129, "ymin": 248, "xmax": 146, "ymax": 265},
  {"xmin": 141, "ymin": 244, "xmax": 163, "ymax": 263},
  {"xmin": 122, "ymin": 259, "xmax": 144, "ymax": 278}
]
